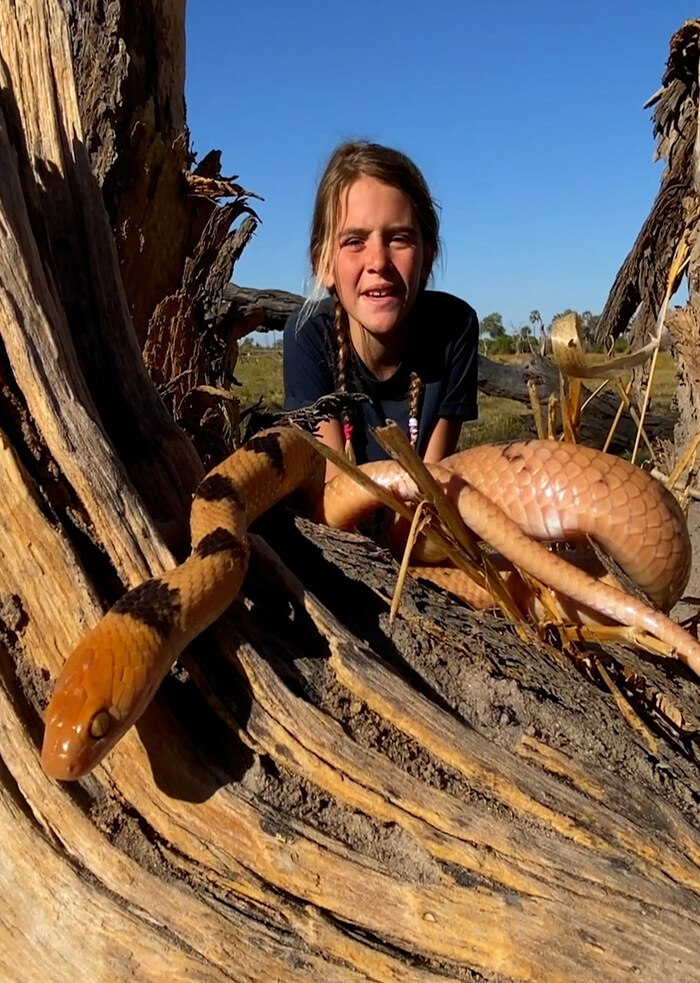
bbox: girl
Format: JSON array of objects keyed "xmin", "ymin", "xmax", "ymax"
[{"xmin": 283, "ymin": 141, "xmax": 479, "ymax": 476}]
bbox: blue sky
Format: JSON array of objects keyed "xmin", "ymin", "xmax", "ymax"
[{"xmin": 185, "ymin": 2, "xmax": 696, "ymax": 332}]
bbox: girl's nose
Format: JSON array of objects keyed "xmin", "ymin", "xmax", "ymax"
[{"xmin": 366, "ymin": 240, "xmax": 390, "ymax": 271}]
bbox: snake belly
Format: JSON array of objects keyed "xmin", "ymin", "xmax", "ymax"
[{"xmin": 42, "ymin": 430, "xmax": 698, "ymax": 781}]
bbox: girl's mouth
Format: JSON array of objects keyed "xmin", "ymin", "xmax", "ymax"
[{"xmin": 363, "ymin": 288, "xmax": 397, "ymax": 299}]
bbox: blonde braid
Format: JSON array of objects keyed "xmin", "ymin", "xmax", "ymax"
[
  {"xmin": 407, "ymin": 371, "xmax": 423, "ymax": 448},
  {"xmin": 332, "ymin": 294, "xmax": 356, "ymax": 463}
]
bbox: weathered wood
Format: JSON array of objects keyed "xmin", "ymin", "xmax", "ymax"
[
  {"xmin": 142, "ymin": 204, "xmax": 261, "ymax": 466},
  {"xmin": 592, "ymin": 20, "xmax": 700, "ymax": 604},
  {"xmin": 65, "ymin": 0, "xmax": 193, "ymax": 344},
  {"xmin": 3, "ymin": 4, "xmax": 700, "ymax": 983},
  {"xmin": 0, "ymin": 0, "xmax": 201, "ymax": 558},
  {"xmin": 216, "ymin": 283, "xmax": 306, "ymax": 335},
  {"xmin": 597, "ymin": 20, "xmax": 700, "ymax": 349}
]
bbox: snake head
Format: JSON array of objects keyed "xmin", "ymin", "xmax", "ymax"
[{"xmin": 41, "ymin": 617, "xmax": 137, "ymax": 781}]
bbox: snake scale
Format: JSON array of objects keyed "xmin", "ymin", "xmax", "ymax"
[{"xmin": 41, "ymin": 427, "xmax": 698, "ymax": 780}]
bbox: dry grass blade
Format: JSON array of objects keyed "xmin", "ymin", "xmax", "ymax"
[
  {"xmin": 292, "ymin": 424, "xmax": 415, "ymax": 517},
  {"xmin": 665, "ymin": 423, "xmax": 700, "ymax": 493},
  {"xmin": 291, "ymin": 424, "xmax": 495, "ymax": 597},
  {"xmin": 631, "ymin": 344, "xmax": 663, "ymax": 466},
  {"xmin": 612, "ymin": 379, "xmax": 656, "ymax": 459},
  {"xmin": 372, "ymin": 422, "xmax": 534, "ymax": 632},
  {"xmin": 560, "ymin": 369, "xmax": 582, "ymax": 444},
  {"xmin": 580, "ymin": 377, "xmax": 611, "ymax": 414},
  {"xmin": 518, "ymin": 570, "xmax": 572, "ymax": 627},
  {"xmin": 652, "ymin": 468, "xmax": 700, "ymax": 501},
  {"xmin": 547, "ymin": 393, "xmax": 558, "ymax": 440},
  {"xmin": 373, "ymin": 422, "xmax": 484, "ymax": 556},
  {"xmin": 596, "ymin": 660, "xmax": 659, "ymax": 755},
  {"xmin": 390, "ymin": 501, "xmax": 429, "ymax": 625},
  {"xmin": 527, "ymin": 378, "xmax": 547, "ymax": 439},
  {"xmin": 602, "ymin": 379, "xmax": 632, "ymax": 454},
  {"xmin": 555, "ymin": 622, "xmax": 699, "ymax": 753},
  {"xmin": 559, "ymin": 624, "xmax": 680, "ymax": 660},
  {"xmin": 631, "ymin": 235, "xmax": 690, "ymax": 465},
  {"xmin": 551, "ymin": 315, "xmax": 585, "ymax": 444}
]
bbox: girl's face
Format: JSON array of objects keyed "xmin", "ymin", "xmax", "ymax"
[{"xmin": 323, "ymin": 176, "xmax": 432, "ymax": 347}]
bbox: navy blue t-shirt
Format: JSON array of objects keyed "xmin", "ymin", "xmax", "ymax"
[{"xmin": 283, "ymin": 291, "xmax": 479, "ymax": 463}]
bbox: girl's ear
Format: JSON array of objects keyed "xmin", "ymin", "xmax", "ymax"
[{"xmin": 322, "ymin": 269, "xmax": 335, "ymax": 291}]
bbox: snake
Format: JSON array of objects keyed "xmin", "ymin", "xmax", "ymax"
[{"xmin": 41, "ymin": 427, "xmax": 699, "ymax": 781}]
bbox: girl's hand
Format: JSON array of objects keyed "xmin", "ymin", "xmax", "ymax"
[{"xmin": 423, "ymin": 418, "xmax": 462, "ymax": 464}]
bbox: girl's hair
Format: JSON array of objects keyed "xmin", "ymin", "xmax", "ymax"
[{"xmin": 309, "ymin": 141, "xmax": 438, "ymax": 459}]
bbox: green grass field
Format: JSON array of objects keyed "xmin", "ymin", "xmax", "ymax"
[
  {"xmin": 234, "ymin": 345, "xmax": 677, "ymax": 449},
  {"xmin": 236, "ymin": 346, "xmax": 285, "ymax": 409}
]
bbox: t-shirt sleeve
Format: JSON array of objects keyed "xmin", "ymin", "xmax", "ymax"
[
  {"xmin": 283, "ymin": 308, "xmax": 336, "ymax": 411},
  {"xmin": 438, "ymin": 300, "xmax": 479, "ymax": 420}
]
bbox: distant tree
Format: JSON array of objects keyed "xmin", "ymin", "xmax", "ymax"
[
  {"xmin": 480, "ymin": 312, "xmax": 506, "ymax": 340},
  {"xmin": 479, "ymin": 312, "xmax": 513, "ymax": 355},
  {"xmin": 514, "ymin": 324, "xmax": 535, "ymax": 354},
  {"xmin": 491, "ymin": 335, "xmax": 515, "ymax": 355},
  {"xmin": 529, "ymin": 309, "xmax": 548, "ymax": 354},
  {"xmin": 529, "ymin": 309, "xmax": 544, "ymax": 332},
  {"xmin": 580, "ymin": 311, "xmax": 601, "ymax": 348}
]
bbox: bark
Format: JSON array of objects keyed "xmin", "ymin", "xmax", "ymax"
[
  {"xmin": 597, "ymin": 21, "xmax": 700, "ymax": 351},
  {"xmin": 219, "ymin": 283, "xmax": 307, "ymax": 336},
  {"xmin": 595, "ymin": 20, "xmax": 700, "ymax": 603},
  {"xmin": 2, "ymin": 4, "xmax": 700, "ymax": 982},
  {"xmin": 65, "ymin": 0, "xmax": 192, "ymax": 345}
]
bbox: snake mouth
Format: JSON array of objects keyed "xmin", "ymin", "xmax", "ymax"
[
  {"xmin": 41, "ymin": 744, "xmax": 91, "ymax": 781},
  {"xmin": 42, "ymin": 731, "xmax": 118, "ymax": 781}
]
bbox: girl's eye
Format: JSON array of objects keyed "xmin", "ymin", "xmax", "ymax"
[{"xmin": 341, "ymin": 237, "xmax": 363, "ymax": 249}]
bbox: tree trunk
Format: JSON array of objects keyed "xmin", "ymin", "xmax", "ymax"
[
  {"xmin": 596, "ymin": 21, "xmax": 700, "ymax": 610},
  {"xmin": 66, "ymin": 0, "xmax": 194, "ymax": 346},
  {"xmin": 2, "ymin": 4, "xmax": 700, "ymax": 982},
  {"xmin": 597, "ymin": 21, "xmax": 700, "ymax": 353}
]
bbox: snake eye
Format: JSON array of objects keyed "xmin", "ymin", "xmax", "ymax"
[{"xmin": 89, "ymin": 709, "xmax": 111, "ymax": 740}]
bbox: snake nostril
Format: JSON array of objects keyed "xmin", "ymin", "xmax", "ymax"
[{"xmin": 89, "ymin": 709, "xmax": 111, "ymax": 740}]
